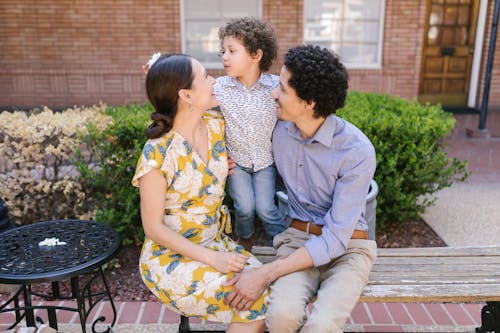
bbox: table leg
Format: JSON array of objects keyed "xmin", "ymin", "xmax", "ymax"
[
  {"xmin": 71, "ymin": 276, "xmax": 88, "ymax": 333},
  {"xmin": 23, "ymin": 284, "xmax": 36, "ymax": 327}
]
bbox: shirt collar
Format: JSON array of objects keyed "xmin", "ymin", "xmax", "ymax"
[
  {"xmin": 222, "ymin": 73, "xmax": 274, "ymax": 89},
  {"xmin": 285, "ymin": 115, "xmax": 337, "ymax": 147}
]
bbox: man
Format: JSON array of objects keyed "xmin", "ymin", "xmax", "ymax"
[{"xmin": 225, "ymin": 45, "xmax": 377, "ymax": 333}]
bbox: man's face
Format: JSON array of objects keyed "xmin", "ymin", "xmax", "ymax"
[{"xmin": 272, "ymin": 66, "xmax": 308, "ymax": 122}]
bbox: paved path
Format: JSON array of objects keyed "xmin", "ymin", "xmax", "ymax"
[
  {"xmin": 0, "ymin": 300, "xmax": 485, "ymax": 332},
  {"xmin": 2, "ymin": 112, "xmax": 498, "ymax": 332}
]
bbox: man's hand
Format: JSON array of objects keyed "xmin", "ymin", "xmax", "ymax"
[
  {"xmin": 227, "ymin": 156, "xmax": 236, "ymax": 176},
  {"xmin": 224, "ymin": 268, "xmax": 268, "ymax": 310}
]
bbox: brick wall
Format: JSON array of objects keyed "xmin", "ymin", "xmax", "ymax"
[
  {"xmin": 0, "ymin": 0, "xmax": 497, "ymax": 109},
  {"xmin": 0, "ymin": 0, "xmax": 181, "ymax": 108}
]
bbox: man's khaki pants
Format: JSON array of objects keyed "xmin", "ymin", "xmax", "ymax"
[{"xmin": 266, "ymin": 228, "xmax": 377, "ymax": 333}]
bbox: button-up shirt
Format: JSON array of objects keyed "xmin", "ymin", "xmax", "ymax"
[
  {"xmin": 214, "ymin": 74, "xmax": 279, "ymax": 171},
  {"xmin": 272, "ymin": 115, "xmax": 376, "ymax": 266}
]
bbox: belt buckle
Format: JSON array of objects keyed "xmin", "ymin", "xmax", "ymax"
[{"xmin": 305, "ymin": 222, "xmax": 311, "ymax": 234}]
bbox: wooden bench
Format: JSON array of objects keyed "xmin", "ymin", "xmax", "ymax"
[{"xmin": 180, "ymin": 245, "xmax": 500, "ymax": 333}]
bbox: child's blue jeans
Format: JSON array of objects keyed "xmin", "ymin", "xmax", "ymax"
[{"xmin": 228, "ymin": 163, "xmax": 287, "ymax": 239}]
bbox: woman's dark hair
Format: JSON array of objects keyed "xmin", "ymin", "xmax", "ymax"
[
  {"xmin": 145, "ymin": 53, "xmax": 193, "ymax": 139},
  {"xmin": 219, "ymin": 17, "xmax": 278, "ymax": 72},
  {"xmin": 284, "ymin": 45, "xmax": 348, "ymax": 118}
]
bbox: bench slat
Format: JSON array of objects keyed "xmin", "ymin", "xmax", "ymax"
[
  {"xmin": 360, "ymin": 284, "xmax": 500, "ymax": 303},
  {"xmin": 252, "ymin": 245, "xmax": 500, "ymax": 303},
  {"xmin": 374, "ymin": 246, "xmax": 500, "ymax": 257},
  {"xmin": 374, "ymin": 256, "xmax": 500, "ymax": 265}
]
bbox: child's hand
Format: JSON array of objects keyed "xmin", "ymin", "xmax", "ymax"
[{"xmin": 228, "ymin": 156, "xmax": 236, "ymax": 175}]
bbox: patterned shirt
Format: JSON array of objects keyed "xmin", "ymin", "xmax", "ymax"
[
  {"xmin": 214, "ymin": 74, "xmax": 279, "ymax": 171},
  {"xmin": 273, "ymin": 115, "xmax": 376, "ymax": 266}
]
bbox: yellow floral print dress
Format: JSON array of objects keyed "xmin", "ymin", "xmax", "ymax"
[{"xmin": 132, "ymin": 110, "xmax": 268, "ymax": 323}]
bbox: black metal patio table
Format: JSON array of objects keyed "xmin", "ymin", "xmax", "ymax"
[{"xmin": 0, "ymin": 219, "xmax": 122, "ymax": 332}]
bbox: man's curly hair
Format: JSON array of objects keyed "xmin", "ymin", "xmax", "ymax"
[
  {"xmin": 219, "ymin": 17, "xmax": 278, "ymax": 72},
  {"xmin": 284, "ymin": 45, "xmax": 348, "ymax": 118}
]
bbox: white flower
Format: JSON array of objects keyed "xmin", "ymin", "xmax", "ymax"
[
  {"xmin": 163, "ymin": 215, "xmax": 182, "ymax": 232},
  {"xmin": 201, "ymin": 271, "xmax": 224, "ymax": 298},
  {"xmin": 176, "ymin": 295, "xmax": 208, "ymax": 316},
  {"xmin": 147, "ymin": 52, "xmax": 161, "ymax": 68}
]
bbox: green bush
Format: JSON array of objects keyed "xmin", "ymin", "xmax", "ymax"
[
  {"xmin": 337, "ymin": 92, "xmax": 469, "ymax": 227},
  {"xmin": 75, "ymin": 104, "xmax": 151, "ymax": 245}
]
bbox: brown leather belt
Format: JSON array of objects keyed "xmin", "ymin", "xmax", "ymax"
[{"xmin": 290, "ymin": 219, "xmax": 368, "ymax": 239}]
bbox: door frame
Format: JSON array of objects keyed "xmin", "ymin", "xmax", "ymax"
[
  {"xmin": 419, "ymin": 0, "xmax": 482, "ymax": 107},
  {"xmin": 468, "ymin": 0, "xmax": 488, "ymax": 108}
]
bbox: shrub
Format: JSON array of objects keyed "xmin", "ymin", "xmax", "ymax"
[
  {"xmin": 0, "ymin": 106, "xmax": 112, "ymax": 225},
  {"xmin": 75, "ymin": 104, "xmax": 151, "ymax": 246},
  {"xmin": 337, "ymin": 92, "xmax": 469, "ymax": 227}
]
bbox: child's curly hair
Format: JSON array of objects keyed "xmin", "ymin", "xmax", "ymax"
[{"xmin": 219, "ymin": 17, "xmax": 278, "ymax": 72}]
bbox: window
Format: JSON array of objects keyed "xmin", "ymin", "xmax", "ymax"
[
  {"xmin": 304, "ymin": 0, "xmax": 385, "ymax": 68},
  {"xmin": 181, "ymin": 0, "xmax": 262, "ymax": 69}
]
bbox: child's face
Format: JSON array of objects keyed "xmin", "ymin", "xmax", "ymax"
[{"xmin": 220, "ymin": 36, "xmax": 259, "ymax": 78}]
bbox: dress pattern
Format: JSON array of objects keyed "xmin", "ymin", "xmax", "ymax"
[{"xmin": 132, "ymin": 110, "xmax": 268, "ymax": 323}]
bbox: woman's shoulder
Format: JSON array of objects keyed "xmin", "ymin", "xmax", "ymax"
[
  {"xmin": 142, "ymin": 131, "xmax": 176, "ymax": 158},
  {"xmin": 203, "ymin": 109, "xmax": 225, "ymax": 135},
  {"xmin": 203, "ymin": 109, "xmax": 224, "ymax": 121}
]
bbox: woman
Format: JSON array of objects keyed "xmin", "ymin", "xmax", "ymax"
[{"xmin": 132, "ymin": 53, "xmax": 267, "ymax": 333}]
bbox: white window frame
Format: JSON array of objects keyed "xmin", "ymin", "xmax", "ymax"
[
  {"xmin": 303, "ymin": 0, "xmax": 386, "ymax": 69},
  {"xmin": 180, "ymin": 0, "xmax": 263, "ymax": 69}
]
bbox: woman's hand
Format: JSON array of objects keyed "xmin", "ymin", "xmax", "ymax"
[{"xmin": 209, "ymin": 251, "xmax": 248, "ymax": 273}]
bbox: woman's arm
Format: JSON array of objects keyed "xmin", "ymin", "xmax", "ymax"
[{"xmin": 139, "ymin": 168, "xmax": 248, "ymax": 273}]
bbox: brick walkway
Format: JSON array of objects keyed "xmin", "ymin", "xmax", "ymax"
[
  {"xmin": 446, "ymin": 111, "xmax": 500, "ymax": 183},
  {"xmin": 1, "ymin": 112, "xmax": 497, "ymax": 332},
  {"xmin": 0, "ymin": 300, "xmax": 486, "ymax": 332}
]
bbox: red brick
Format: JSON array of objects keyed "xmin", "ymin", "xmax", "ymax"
[
  {"xmin": 117, "ymin": 301, "xmax": 142, "ymax": 324},
  {"xmin": 444, "ymin": 303, "xmax": 476, "ymax": 325},
  {"xmin": 139, "ymin": 301, "xmax": 163, "ymax": 324},
  {"xmin": 405, "ymin": 303, "xmax": 434, "ymax": 325},
  {"xmin": 366, "ymin": 303, "xmax": 392, "ymax": 324},
  {"xmin": 425, "ymin": 303, "xmax": 454, "ymax": 325},
  {"xmin": 350, "ymin": 303, "xmax": 372, "ymax": 324},
  {"xmin": 462, "ymin": 303, "xmax": 484, "ymax": 324},
  {"xmin": 386, "ymin": 303, "xmax": 413, "ymax": 325},
  {"xmin": 162, "ymin": 307, "xmax": 181, "ymax": 323}
]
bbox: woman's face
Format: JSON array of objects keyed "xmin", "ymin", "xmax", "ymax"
[{"xmin": 188, "ymin": 59, "xmax": 218, "ymax": 111}]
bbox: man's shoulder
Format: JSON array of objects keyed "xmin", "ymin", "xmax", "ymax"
[
  {"xmin": 333, "ymin": 116, "xmax": 375, "ymax": 153},
  {"xmin": 274, "ymin": 120, "xmax": 292, "ymax": 133}
]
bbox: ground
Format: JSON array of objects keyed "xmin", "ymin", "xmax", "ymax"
[{"xmin": 14, "ymin": 219, "xmax": 445, "ymax": 302}]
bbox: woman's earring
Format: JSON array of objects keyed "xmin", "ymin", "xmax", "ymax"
[{"xmin": 189, "ymin": 105, "xmax": 194, "ymax": 112}]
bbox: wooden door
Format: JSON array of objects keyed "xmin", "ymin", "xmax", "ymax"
[{"xmin": 419, "ymin": 0, "xmax": 480, "ymax": 106}]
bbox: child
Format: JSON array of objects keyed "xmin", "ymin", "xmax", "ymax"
[{"xmin": 214, "ymin": 17, "xmax": 286, "ymax": 251}]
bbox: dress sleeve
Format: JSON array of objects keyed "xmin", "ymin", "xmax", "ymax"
[{"xmin": 131, "ymin": 134, "xmax": 174, "ymax": 187}]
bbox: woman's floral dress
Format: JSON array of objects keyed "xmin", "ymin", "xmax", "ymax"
[{"xmin": 132, "ymin": 110, "xmax": 268, "ymax": 323}]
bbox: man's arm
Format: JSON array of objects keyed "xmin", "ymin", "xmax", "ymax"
[
  {"xmin": 225, "ymin": 247, "xmax": 313, "ymax": 310},
  {"xmin": 305, "ymin": 144, "xmax": 376, "ymax": 266}
]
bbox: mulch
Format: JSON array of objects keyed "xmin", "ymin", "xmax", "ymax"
[{"xmin": 1, "ymin": 220, "xmax": 446, "ymax": 303}]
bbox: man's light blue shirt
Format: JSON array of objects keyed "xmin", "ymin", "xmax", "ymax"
[{"xmin": 272, "ymin": 115, "xmax": 376, "ymax": 266}]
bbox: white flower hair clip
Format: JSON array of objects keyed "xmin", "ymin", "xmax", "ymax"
[{"xmin": 143, "ymin": 52, "xmax": 161, "ymax": 74}]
